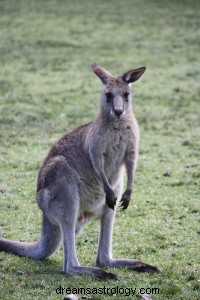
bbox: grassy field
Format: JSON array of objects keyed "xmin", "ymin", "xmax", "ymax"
[{"xmin": 0, "ymin": 0, "xmax": 200, "ymax": 299}]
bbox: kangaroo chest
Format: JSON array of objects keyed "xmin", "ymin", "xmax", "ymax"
[
  {"xmin": 103, "ymin": 127, "xmax": 133, "ymax": 176},
  {"xmin": 104, "ymin": 133, "xmax": 126, "ymax": 161}
]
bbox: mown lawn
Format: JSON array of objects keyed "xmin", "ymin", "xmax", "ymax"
[{"xmin": 0, "ymin": 0, "xmax": 199, "ymax": 299}]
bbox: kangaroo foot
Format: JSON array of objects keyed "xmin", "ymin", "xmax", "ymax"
[
  {"xmin": 92, "ymin": 268, "xmax": 119, "ymax": 281},
  {"xmin": 97, "ymin": 259, "xmax": 161, "ymax": 274},
  {"xmin": 65, "ymin": 266, "xmax": 119, "ymax": 281}
]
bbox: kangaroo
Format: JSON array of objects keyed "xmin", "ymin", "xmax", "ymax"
[{"xmin": 0, "ymin": 64, "xmax": 160, "ymax": 280}]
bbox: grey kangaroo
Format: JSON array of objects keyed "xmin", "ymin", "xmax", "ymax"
[{"xmin": 0, "ymin": 64, "xmax": 160, "ymax": 280}]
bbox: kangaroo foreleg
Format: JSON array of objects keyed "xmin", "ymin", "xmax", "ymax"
[
  {"xmin": 89, "ymin": 146, "xmax": 117, "ymax": 210},
  {"xmin": 120, "ymin": 150, "xmax": 137, "ymax": 210}
]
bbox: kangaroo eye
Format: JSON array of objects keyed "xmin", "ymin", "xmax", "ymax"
[
  {"xmin": 124, "ymin": 92, "xmax": 129, "ymax": 101},
  {"xmin": 105, "ymin": 92, "xmax": 113, "ymax": 102}
]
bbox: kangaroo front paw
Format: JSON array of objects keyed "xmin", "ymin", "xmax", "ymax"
[
  {"xmin": 106, "ymin": 191, "xmax": 117, "ymax": 210},
  {"xmin": 120, "ymin": 189, "xmax": 131, "ymax": 210}
]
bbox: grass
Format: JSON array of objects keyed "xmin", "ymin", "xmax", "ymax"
[{"xmin": 0, "ymin": 0, "xmax": 199, "ymax": 299}]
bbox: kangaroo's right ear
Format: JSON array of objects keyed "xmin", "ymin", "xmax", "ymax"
[
  {"xmin": 92, "ymin": 63, "xmax": 112, "ymax": 85},
  {"xmin": 122, "ymin": 67, "xmax": 146, "ymax": 84}
]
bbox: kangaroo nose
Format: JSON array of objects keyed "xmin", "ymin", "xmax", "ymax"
[{"xmin": 114, "ymin": 108, "xmax": 123, "ymax": 117}]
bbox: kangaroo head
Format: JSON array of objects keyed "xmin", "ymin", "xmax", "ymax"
[{"xmin": 92, "ymin": 63, "xmax": 146, "ymax": 119}]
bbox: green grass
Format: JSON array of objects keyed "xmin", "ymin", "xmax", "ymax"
[{"xmin": 0, "ymin": 0, "xmax": 200, "ymax": 299}]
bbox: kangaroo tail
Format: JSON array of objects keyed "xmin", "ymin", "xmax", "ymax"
[{"xmin": 0, "ymin": 214, "xmax": 61, "ymax": 260}]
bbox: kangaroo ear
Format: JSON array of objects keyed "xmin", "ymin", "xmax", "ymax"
[
  {"xmin": 92, "ymin": 63, "xmax": 112, "ymax": 85},
  {"xmin": 122, "ymin": 67, "xmax": 146, "ymax": 84}
]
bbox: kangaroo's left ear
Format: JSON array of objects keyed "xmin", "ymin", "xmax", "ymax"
[{"xmin": 122, "ymin": 67, "xmax": 146, "ymax": 84}]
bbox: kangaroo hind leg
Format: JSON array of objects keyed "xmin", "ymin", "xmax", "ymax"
[
  {"xmin": 96, "ymin": 200, "xmax": 161, "ymax": 273},
  {"xmin": 54, "ymin": 181, "xmax": 118, "ymax": 280}
]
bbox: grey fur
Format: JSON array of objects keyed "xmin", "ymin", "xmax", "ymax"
[{"xmin": 0, "ymin": 64, "xmax": 160, "ymax": 279}]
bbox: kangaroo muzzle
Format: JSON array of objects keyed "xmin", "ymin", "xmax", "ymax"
[
  {"xmin": 113, "ymin": 96, "xmax": 124, "ymax": 117},
  {"xmin": 113, "ymin": 107, "xmax": 123, "ymax": 117}
]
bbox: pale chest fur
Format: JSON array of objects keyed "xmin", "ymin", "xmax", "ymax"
[
  {"xmin": 102, "ymin": 124, "xmax": 137, "ymax": 178},
  {"xmin": 80, "ymin": 116, "xmax": 138, "ymax": 214}
]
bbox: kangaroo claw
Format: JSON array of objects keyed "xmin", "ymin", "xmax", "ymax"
[{"xmin": 120, "ymin": 190, "xmax": 131, "ymax": 211}]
